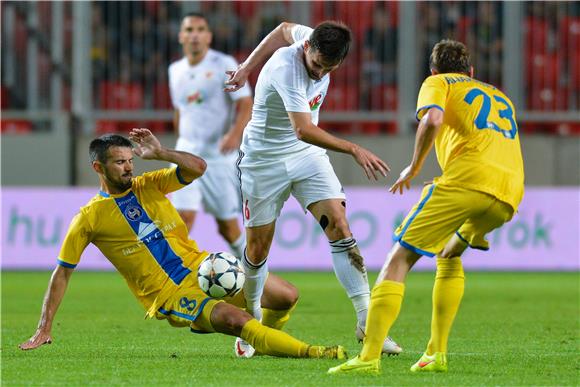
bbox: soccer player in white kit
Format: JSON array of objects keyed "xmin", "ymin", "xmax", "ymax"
[
  {"xmin": 226, "ymin": 21, "xmax": 402, "ymax": 356},
  {"xmin": 169, "ymin": 13, "xmax": 252, "ymax": 259}
]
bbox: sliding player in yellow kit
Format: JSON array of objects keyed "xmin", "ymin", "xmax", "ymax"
[
  {"xmin": 329, "ymin": 39, "xmax": 524, "ymax": 374},
  {"xmin": 19, "ymin": 128, "xmax": 346, "ymax": 360}
]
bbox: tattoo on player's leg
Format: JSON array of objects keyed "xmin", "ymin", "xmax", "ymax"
[{"xmin": 347, "ymin": 246, "xmax": 366, "ymax": 274}]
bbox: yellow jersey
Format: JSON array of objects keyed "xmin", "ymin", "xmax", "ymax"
[
  {"xmin": 57, "ymin": 167, "xmax": 208, "ymax": 317},
  {"xmin": 416, "ymin": 73, "xmax": 525, "ymax": 211}
]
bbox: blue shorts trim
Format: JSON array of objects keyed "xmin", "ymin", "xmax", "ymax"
[
  {"xmin": 455, "ymin": 231, "xmax": 489, "ymax": 251},
  {"xmin": 394, "ymin": 184, "xmax": 436, "ymax": 241},
  {"xmin": 415, "ymin": 104, "xmax": 444, "ymax": 121},
  {"xmin": 158, "ymin": 297, "xmax": 214, "ymax": 322},
  {"xmin": 398, "ymin": 239, "xmax": 436, "ymax": 257},
  {"xmin": 57, "ymin": 259, "xmax": 77, "ymax": 269}
]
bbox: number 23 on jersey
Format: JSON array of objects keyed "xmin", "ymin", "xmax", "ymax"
[{"xmin": 464, "ymin": 88, "xmax": 518, "ymax": 140}]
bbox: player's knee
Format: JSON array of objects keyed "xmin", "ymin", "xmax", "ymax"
[
  {"xmin": 218, "ymin": 227, "xmax": 237, "ymax": 243},
  {"xmin": 280, "ymin": 283, "xmax": 299, "ymax": 309},
  {"xmin": 440, "ymin": 239, "xmax": 468, "ymax": 258},
  {"xmin": 246, "ymin": 243, "xmax": 269, "ymax": 263},
  {"xmin": 323, "ymin": 216, "xmax": 351, "ymax": 239},
  {"xmin": 212, "ymin": 304, "xmax": 252, "ymax": 336}
]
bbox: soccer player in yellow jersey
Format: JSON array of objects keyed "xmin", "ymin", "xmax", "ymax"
[
  {"xmin": 329, "ymin": 39, "xmax": 524, "ymax": 374},
  {"xmin": 19, "ymin": 128, "xmax": 346, "ymax": 360}
]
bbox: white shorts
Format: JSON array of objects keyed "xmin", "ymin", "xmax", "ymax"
[
  {"xmin": 238, "ymin": 150, "xmax": 346, "ymax": 227},
  {"xmin": 171, "ymin": 148, "xmax": 241, "ymax": 221}
]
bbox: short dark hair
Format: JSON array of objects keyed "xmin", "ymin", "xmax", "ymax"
[
  {"xmin": 429, "ymin": 39, "xmax": 471, "ymax": 75},
  {"xmin": 309, "ymin": 21, "xmax": 352, "ymax": 63},
  {"xmin": 182, "ymin": 12, "xmax": 209, "ymax": 27},
  {"xmin": 89, "ymin": 134, "xmax": 133, "ymax": 164}
]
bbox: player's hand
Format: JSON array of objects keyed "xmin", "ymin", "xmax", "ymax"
[
  {"xmin": 224, "ymin": 64, "xmax": 250, "ymax": 92},
  {"xmin": 129, "ymin": 128, "xmax": 162, "ymax": 160},
  {"xmin": 219, "ymin": 131, "xmax": 241, "ymax": 154},
  {"xmin": 351, "ymin": 145, "xmax": 390, "ymax": 181},
  {"xmin": 389, "ymin": 165, "xmax": 417, "ymax": 194},
  {"xmin": 19, "ymin": 329, "xmax": 52, "ymax": 351}
]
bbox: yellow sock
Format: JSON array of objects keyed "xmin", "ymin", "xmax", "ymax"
[
  {"xmin": 426, "ymin": 257, "xmax": 465, "ymax": 355},
  {"xmin": 262, "ymin": 304, "xmax": 296, "ymax": 330},
  {"xmin": 240, "ymin": 319, "xmax": 309, "ymax": 357},
  {"xmin": 360, "ymin": 280, "xmax": 405, "ymax": 361}
]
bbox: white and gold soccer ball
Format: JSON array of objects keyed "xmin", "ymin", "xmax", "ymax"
[{"xmin": 197, "ymin": 252, "xmax": 245, "ymax": 298}]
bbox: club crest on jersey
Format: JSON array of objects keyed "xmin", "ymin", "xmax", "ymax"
[
  {"xmin": 309, "ymin": 93, "xmax": 323, "ymax": 111},
  {"xmin": 124, "ymin": 206, "xmax": 143, "ymax": 222},
  {"xmin": 186, "ymin": 91, "xmax": 204, "ymax": 104}
]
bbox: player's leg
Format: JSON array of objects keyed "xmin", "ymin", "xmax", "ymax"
[
  {"xmin": 291, "ymin": 154, "xmax": 370, "ymax": 331},
  {"xmin": 423, "ymin": 234, "xmax": 467, "ymax": 358},
  {"xmin": 408, "ymin": 234, "xmax": 466, "ymax": 373},
  {"xmin": 260, "ymin": 273, "xmax": 299, "ymax": 330},
  {"xmin": 361, "ymin": 243, "xmax": 420, "ymax": 360},
  {"xmin": 242, "ymin": 221, "xmax": 276, "ymax": 320},
  {"xmin": 227, "ymin": 272, "xmax": 299, "ymax": 357},
  {"xmin": 330, "ymin": 184, "xmax": 473, "ymax": 374},
  {"xmin": 209, "ymin": 302, "xmax": 345, "ymax": 359},
  {"xmin": 226, "ymin": 272, "xmax": 299, "ymax": 329},
  {"xmin": 237, "ymin": 152, "xmax": 291, "ymax": 321},
  {"xmin": 329, "ymin": 243, "xmax": 419, "ymax": 374},
  {"xmin": 307, "ymin": 199, "xmax": 371, "ymax": 328},
  {"xmin": 413, "ymin": 197, "xmax": 514, "ymax": 372},
  {"xmin": 216, "ymin": 218, "xmax": 245, "ymax": 258}
]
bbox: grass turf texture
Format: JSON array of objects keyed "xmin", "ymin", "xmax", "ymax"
[{"xmin": 2, "ymin": 271, "xmax": 578, "ymax": 386}]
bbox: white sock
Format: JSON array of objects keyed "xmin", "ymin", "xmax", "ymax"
[
  {"xmin": 351, "ymin": 294, "xmax": 370, "ymax": 327},
  {"xmin": 241, "ymin": 248, "xmax": 267, "ymax": 321},
  {"xmin": 228, "ymin": 233, "xmax": 245, "ymax": 259},
  {"xmin": 329, "ymin": 237, "xmax": 370, "ymax": 326}
]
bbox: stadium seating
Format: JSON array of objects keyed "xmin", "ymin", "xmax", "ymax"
[
  {"xmin": 98, "ymin": 82, "xmax": 144, "ymax": 110},
  {"xmin": 1, "ymin": 120, "xmax": 32, "ymax": 134}
]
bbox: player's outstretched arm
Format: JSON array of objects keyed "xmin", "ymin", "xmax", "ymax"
[
  {"xmin": 389, "ymin": 107, "xmax": 443, "ymax": 194},
  {"xmin": 225, "ymin": 22, "xmax": 297, "ymax": 92},
  {"xmin": 288, "ymin": 112, "xmax": 390, "ymax": 180},
  {"xmin": 129, "ymin": 128, "xmax": 207, "ymax": 182},
  {"xmin": 19, "ymin": 265, "xmax": 74, "ymax": 350}
]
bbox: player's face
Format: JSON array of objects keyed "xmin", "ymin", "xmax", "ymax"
[
  {"xmin": 100, "ymin": 146, "xmax": 134, "ymax": 193},
  {"xmin": 179, "ymin": 16, "xmax": 212, "ymax": 56},
  {"xmin": 303, "ymin": 44, "xmax": 341, "ymax": 81}
]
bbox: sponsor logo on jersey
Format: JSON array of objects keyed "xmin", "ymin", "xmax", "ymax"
[
  {"xmin": 309, "ymin": 93, "xmax": 323, "ymax": 111},
  {"xmin": 186, "ymin": 91, "xmax": 204, "ymax": 104}
]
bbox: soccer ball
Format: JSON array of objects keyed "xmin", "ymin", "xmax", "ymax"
[{"xmin": 197, "ymin": 252, "xmax": 245, "ymax": 298}]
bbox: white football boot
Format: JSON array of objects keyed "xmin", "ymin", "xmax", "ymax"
[
  {"xmin": 355, "ymin": 324, "xmax": 402, "ymax": 355},
  {"xmin": 234, "ymin": 337, "xmax": 256, "ymax": 358}
]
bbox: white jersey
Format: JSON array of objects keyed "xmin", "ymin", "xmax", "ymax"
[
  {"xmin": 169, "ymin": 49, "xmax": 252, "ymax": 158},
  {"xmin": 241, "ymin": 25, "xmax": 330, "ymax": 158}
]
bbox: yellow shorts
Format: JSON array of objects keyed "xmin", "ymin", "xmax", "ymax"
[
  {"xmin": 393, "ymin": 184, "xmax": 514, "ymax": 257},
  {"xmin": 154, "ymin": 276, "xmax": 246, "ymax": 333}
]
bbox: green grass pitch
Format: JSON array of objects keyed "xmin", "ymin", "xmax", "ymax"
[{"xmin": 2, "ymin": 271, "xmax": 578, "ymax": 386}]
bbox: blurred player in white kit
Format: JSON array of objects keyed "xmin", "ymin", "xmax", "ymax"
[
  {"xmin": 169, "ymin": 12, "xmax": 252, "ymax": 259},
  {"xmin": 226, "ymin": 21, "xmax": 402, "ymax": 357}
]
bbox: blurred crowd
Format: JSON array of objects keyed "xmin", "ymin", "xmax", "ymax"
[{"xmin": 1, "ymin": 1, "xmax": 579, "ymax": 134}]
